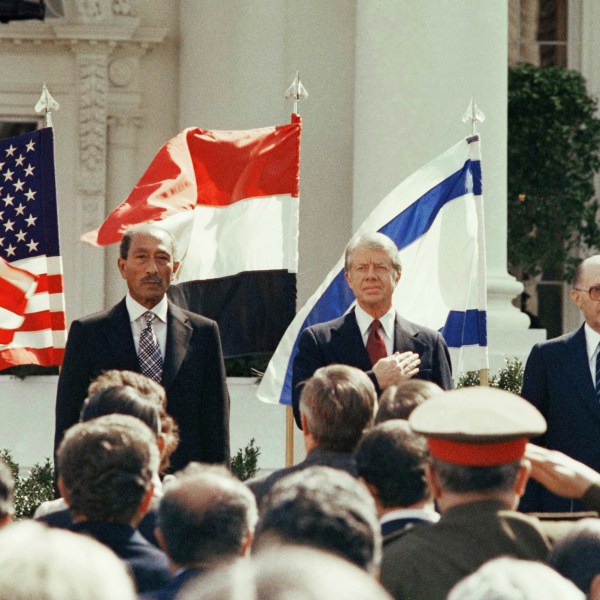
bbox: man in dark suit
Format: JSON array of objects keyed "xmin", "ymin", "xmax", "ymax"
[
  {"xmin": 248, "ymin": 364, "xmax": 376, "ymax": 508},
  {"xmin": 57, "ymin": 414, "xmax": 171, "ymax": 594},
  {"xmin": 521, "ymin": 255, "xmax": 600, "ymax": 512},
  {"xmin": 355, "ymin": 420, "xmax": 439, "ymax": 538},
  {"xmin": 292, "ymin": 232, "xmax": 452, "ymax": 428},
  {"xmin": 144, "ymin": 464, "xmax": 257, "ymax": 600},
  {"xmin": 54, "ymin": 224, "xmax": 229, "ymax": 470}
]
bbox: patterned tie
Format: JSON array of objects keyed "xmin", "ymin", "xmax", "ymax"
[
  {"xmin": 366, "ymin": 319, "xmax": 387, "ymax": 366},
  {"xmin": 138, "ymin": 311, "xmax": 163, "ymax": 382},
  {"xmin": 596, "ymin": 343, "xmax": 600, "ymax": 402}
]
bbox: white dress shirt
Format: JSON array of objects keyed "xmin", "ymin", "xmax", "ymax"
[
  {"xmin": 126, "ymin": 293, "xmax": 168, "ymax": 359},
  {"xmin": 584, "ymin": 323, "xmax": 600, "ymax": 386},
  {"xmin": 354, "ymin": 304, "xmax": 395, "ymax": 357}
]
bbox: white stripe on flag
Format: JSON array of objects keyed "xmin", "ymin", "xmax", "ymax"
[
  {"xmin": 8, "ymin": 329, "xmax": 64, "ymax": 350},
  {"xmin": 160, "ymin": 194, "xmax": 299, "ymax": 282},
  {"xmin": 257, "ymin": 135, "xmax": 488, "ymax": 405}
]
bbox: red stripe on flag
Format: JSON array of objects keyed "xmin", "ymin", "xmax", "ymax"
[
  {"xmin": 0, "ymin": 346, "xmax": 64, "ymax": 370},
  {"xmin": 0, "ymin": 276, "xmax": 30, "ymax": 315},
  {"xmin": 34, "ymin": 274, "xmax": 64, "ymax": 295},
  {"xmin": 17, "ymin": 311, "xmax": 65, "ymax": 332},
  {"xmin": 187, "ymin": 123, "xmax": 301, "ymax": 206},
  {"xmin": 0, "ymin": 329, "xmax": 15, "ymax": 345},
  {"xmin": 84, "ymin": 118, "xmax": 301, "ymax": 246}
]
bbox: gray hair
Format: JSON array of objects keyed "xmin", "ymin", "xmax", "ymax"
[
  {"xmin": 177, "ymin": 546, "xmax": 393, "ymax": 600},
  {"xmin": 448, "ymin": 557, "xmax": 584, "ymax": 600},
  {"xmin": 344, "ymin": 232, "xmax": 401, "ymax": 273},
  {"xmin": 0, "ymin": 520, "xmax": 136, "ymax": 600}
]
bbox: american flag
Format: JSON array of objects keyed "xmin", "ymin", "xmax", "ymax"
[{"xmin": 0, "ymin": 127, "xmax": 66, "ymax": 369}]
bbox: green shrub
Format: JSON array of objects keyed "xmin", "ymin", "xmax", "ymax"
[
  {"xmin": 456, "ymin": 358, "xmax": 524, "ymax": 394},
  {"xmin": 0, "ymin": 450, "xmax": 53, "ymax": 519},
  {"xmin": 0, "ymin": 434, "xmax": 262, "ymax": 517},
  {"xmin": 230, "ymin": 438, "xmax": 261, "ymax": 481}
]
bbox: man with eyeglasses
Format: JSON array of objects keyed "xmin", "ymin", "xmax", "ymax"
[
  {"xmin": 291, "ymin": 232, "xmax": 453, "ymax": 429},
  {"xmin": 521, "ymin": 255, "xmax": 600, "ymax": 512}
]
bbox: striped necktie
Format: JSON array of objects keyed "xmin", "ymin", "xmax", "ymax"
[{"xmin": 138, "ymin": 311, "xmax": 163, "ymax": 382}]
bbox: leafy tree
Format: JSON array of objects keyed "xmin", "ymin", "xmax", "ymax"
[{"xmin": 508, "ymin": 63, "xmax": 600, "ymax": 280}]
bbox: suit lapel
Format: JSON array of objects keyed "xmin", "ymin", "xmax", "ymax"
[
  {"xmin": 330, "ymin": 311, "xmax": 372, "ymax": 371},
  {"xmin": 563, "ymin": 325, "xmax": 600, "ymax": 421},
  {"xmin": 393, "ymin": 315, "xmax": 428, "ymax": 356},
  {"xmin": 100, "ymin": 299, "xmax": 140, "ymax": 372},
  {"xmin": 162, "ymin": 302, "xmax": 193, "ymax": 389}
]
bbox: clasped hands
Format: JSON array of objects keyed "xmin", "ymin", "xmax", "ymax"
[{"xmin": 373, "ymin": 351, "xmax": 420, "ymax": 389}]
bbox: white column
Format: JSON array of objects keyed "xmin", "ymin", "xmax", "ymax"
[
  {"xmin": 353, "ymin": 0, "xmax": 542, "ymax": 374},
  {"xmin": 105, "ymin": 113, "xmax": 141, "ymax": 306},
  {"xmin": 178, "ymin": 0, "xmax": 357, "ymax": 464},
  {"xmin": 178, "ymin": 0, "xmax": 357, "ymax": 307}
]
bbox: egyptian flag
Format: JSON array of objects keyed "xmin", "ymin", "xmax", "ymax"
[{"xmin": 82, "ymin": 116, "xmax": 301, "ymax": 357}]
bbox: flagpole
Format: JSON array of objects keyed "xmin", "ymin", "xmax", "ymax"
[
  {"xmin": 284, "ymin": 72, "xmax": 308, "ymax": 466},
  {"xmin": 34, "ymin": 84, "xmax": 64, "ymax": 375},
  {"xmin": 462, "ymin": 98, "xmax": 489, "ymax": 386}
]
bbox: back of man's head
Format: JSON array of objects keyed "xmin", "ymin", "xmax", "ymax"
[
  {"xmin": 253, "ymin": 466, "xmax": 381, "ymax": 575},
  {"xmin": 87, "ymin": 369, "xmax": 166, "ymax": 407},
  {"xmin": 158, "ymin": 463, "xmax": 258, "ymax": 567},
  {"xmin": 355, "ymin": 420, "xmax": 430, "ymax": 509},
  {"xmin": 375, "ymin": 380, "xmax": 442, "ymax": 423},
  {"xmin": 178, "ymin": 546, "xmax": 393, "ymax": 600},
  {"xmin": 0, "ymin": 460, "xmax": 14, "ymax": 525},
  {"xmin": 0, "ymin": 520, "xmax": 136, "ymax": 600},
  {"xmin": 80, "ymin": 385, "xmax": 161, "ymax": 437},
  {"xmin": 430, "ymin": 457, "xmax": 523, "ymax": 497},
  {"xmin": 300, "ymin": 365, "xmax": 376, "ymax": 452},
  {"xmin": 57, "ymin": 414, "xmax": 158, "ymax": 524},
  {"xmin": 548, "ymin": 519, "xmax": 600, "ymax": 598},
  {"xmin": 447, "ymin": 557, "xmax": 584, "ymax": 600},
  {"xmin": 87, "ymin": 370, "xmax": 179, "ymax": 473}
]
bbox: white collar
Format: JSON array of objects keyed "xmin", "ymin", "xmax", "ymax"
[
  {"xmin": 125, "ymin": 293, "xmax": 169, "ymax": 324},
  {"xmin": 354, "ymin": 304, "xmax": 395, "ymax": 338},
  {"xmin": 585, "ymin": 323, "xmax": 600, "ymax": 360},
  {"xmin": 379, "ymin": 507, "xmax": 440, "ymax": 525}
]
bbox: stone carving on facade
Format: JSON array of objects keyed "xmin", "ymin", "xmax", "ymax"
[
  {"xmin": 78, "ymin": 53, "xmax": 108, "ymax": 191},
  {"xmin": 75, "ymin": 0, "xmax": 110, "ymax": 23},
  {"xmin": 113, "ymin": 0, "xmax": 137, "ymax": 17},
  {"xmin": 74, "ymin": 0, "xmax": 137, "ymax": 23},
  {"xmin": 108, "ymin": 57, "xmax": 134, "ymax": 87}
]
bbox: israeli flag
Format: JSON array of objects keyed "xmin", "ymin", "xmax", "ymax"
[{"xmin": 257, "ymin": 135, "xmax": 487, "ymax": 405}]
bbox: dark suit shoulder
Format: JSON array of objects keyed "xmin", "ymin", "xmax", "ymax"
[
  {"xmin": 395, "ymin": 314, "xmax": 444, "ymax": 341},
  {"xmin": 69, "ymin": 299, "xmax": 131, "ymax": 330},
  {"xmin": 530, "ymin": 325, "xmax": 583, "ymax": 352},
  {"xmin": 304, "ymin": 312, "xmax": 356, "ymax": 336},
  {"xmin": 168, "ymin": 301, "xmax": 217, "ymax": 327}
]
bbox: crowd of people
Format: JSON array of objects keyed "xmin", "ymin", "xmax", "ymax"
[
  {"xmin": 0, "ymin": 368, "xmax": 596, "ymax": 599},
  {"xmin": 0, "ymin": 225, "xmax": 597, "ymax": 598}
]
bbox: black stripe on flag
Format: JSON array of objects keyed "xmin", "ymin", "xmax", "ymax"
[{"xmin": 168, "ymin": 270, "xmax": 296, "ymax": 358}]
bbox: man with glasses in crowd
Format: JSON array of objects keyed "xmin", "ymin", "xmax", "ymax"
[{"xmin": 521, "ymin": 255, "xmax": 600, "ymax": 512}]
